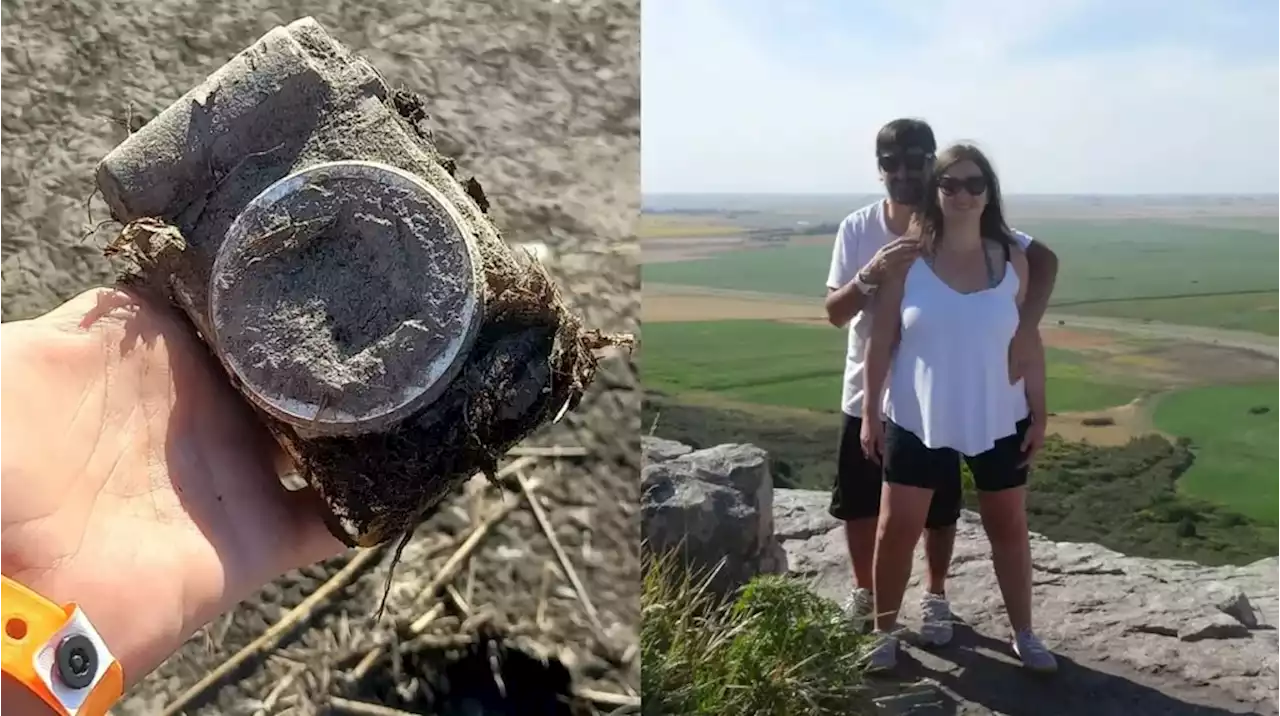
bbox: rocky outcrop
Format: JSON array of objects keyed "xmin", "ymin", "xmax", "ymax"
[
  {"xmin": 641, "ymin": 437, "xmax": 786, "ymax": 594},
  {"xmin": 654, "ymin": 438, "xmax": 1280, "ymax": 715}
]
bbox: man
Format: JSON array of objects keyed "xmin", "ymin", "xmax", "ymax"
[{"xmin": 824, "ymin": 118, "xmax": 1058, "ymax": 647}]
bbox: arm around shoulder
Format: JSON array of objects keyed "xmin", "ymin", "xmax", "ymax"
[
  {"xmin": 824, "ymin": 218, "xmax": 871, "ymax": 327},
  {"xmin": 1025, "ymin": 239, "xmax": 1058, "ymax": 280},
  {"xmin": 1010, "ymin": 243, "xmax": 1031, "ymax": 306}
]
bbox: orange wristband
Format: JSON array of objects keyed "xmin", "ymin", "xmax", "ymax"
[{"xmin": 1, "ymin": 576, "xmax": 124, "ymax": 716}]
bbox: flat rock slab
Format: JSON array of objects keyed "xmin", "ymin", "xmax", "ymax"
[{"xmin": 776, "ymin": 489, "xmax": 1280, "ymax": 715}]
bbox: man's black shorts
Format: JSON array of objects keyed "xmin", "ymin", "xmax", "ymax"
[
  {"xmin": 828, "ymin": 412, "xmax": 961, "ymax": 529},
  {"xmin": 883, "ymin": 418, "xmax": 1032, "ymax": 493}
]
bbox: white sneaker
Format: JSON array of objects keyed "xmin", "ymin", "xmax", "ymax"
[
  {"xmin": 841, "ymin": 587, "xmax": 873, "ymax": 633},
  {"xmin": 863, "ymin": 630, "xmax": 899, "ymax": 673},
  {"xmin": 1012, "ymin": 629, "xmax": 1058, "ymax": 673},
  {"xmin": 918, "ymin": 592, "xmax": 954, "ymax": 646}
]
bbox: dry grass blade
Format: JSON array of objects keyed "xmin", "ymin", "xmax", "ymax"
[
  {"xmin": 328, "ymin": 696, "xmax": 420, "ymax": 716},
  {"xmin": 160, "ymin": 547, "xmax": 385, "ymax": 716},
  {"xmin": 349, "ymin": 601, "xmax": 447, "ymax": 682},
  {"xmin": 408, "ymin": 478, "xmax": 541, "ymax": 632},
  {"xmin": 347, "ymin": 459, "xmax": 541, "ymax": 682},
  {"xmin": 577, "ymin": 687, "xmax": 641, "ymax": 708},
  {"xmin": 506, "ymin": 445, "xmax": 589, "ymax": 458},
  {"xmin": 250, "ymin": 665, "xmax": 301, "ymax": 716},
  {"xmin": 445, "ymin": 583, "xmax": 472, "ymax": 616},
  {"xmin": 346, "ymin": 482, "xmax": 528, "ymax": 681},
  {"xmin": 515, "ymin": 467, "xmax": 607, "ymax": 639}
]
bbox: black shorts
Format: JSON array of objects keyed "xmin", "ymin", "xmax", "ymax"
[
  {"xmin": 828, "ymin": 413, "xmax": 961, "ymax": 529},
  {"xmin": 883, "ymin": 418, "xmax": 1031, "ymax": 493}
]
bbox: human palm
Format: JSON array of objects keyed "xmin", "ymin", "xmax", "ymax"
[{"xmin": 1, "ymin": 288, "xmax": 342, "ymax": 684}]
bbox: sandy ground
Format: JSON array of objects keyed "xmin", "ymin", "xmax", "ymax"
[
  {"xmin": 641, "ymin": 235, "xmax": 750, "ymax": 263},
  {"xmin": 1046, "ymin": 398, "xmax": 1163, "ymax": 446},
  {"xmin": 2, "ymin": 2, "xmax": 639, "ymax": 714},
  {"xmin": 643, "ymin": 287, "xmax": 820, "ymax": 322}
]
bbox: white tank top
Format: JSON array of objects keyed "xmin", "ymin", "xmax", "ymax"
[{"xmin": 883, "ymin": 250, "xmax": 1030, "ymax": 457}]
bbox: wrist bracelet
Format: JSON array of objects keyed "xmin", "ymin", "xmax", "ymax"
[
  {"xmin": 852, "ymin": 270, "xmax": 877, "ymax": 296},
  {"xmin": 1, "ymin": 575, "xmax": 123, "ymax": 716}
]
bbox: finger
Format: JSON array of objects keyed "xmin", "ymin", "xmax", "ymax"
[
  {"xmin": 38, "ymin": 286, "xmax": 143, "ymax": 331},
  {"xmin": 37, "ymin": 286, "xmax": 204, "ymax": 362},
  {"xmin": 283, "ymin": 485, "xmax": 350, "ymax": 567},
  {"xmin": 1019, "ymin": 439, "xmax": 1040, "ymax": 468}
]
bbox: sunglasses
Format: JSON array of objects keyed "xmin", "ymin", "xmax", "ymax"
[
  {"xmin": 938, "ymin": 175, "xmax": 989, "ymax": 196},
  {"xmin": 877, "ymin": 152, "xmax": 933, "ymax": 173}
]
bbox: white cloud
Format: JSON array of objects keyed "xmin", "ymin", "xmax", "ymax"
[{"xmin": 641, "ymin": 0, "xmax": 1280, "ymax": 194}]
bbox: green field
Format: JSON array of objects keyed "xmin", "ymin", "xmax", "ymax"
[
  {"xmin": 643, "ymin": 219, "xmax": 1279, "ymax": 333},
  {"xmin": 641, "ymin": 320, "xmax": 1145, "ymax": 415},
  {"xmin": 643, "ymin": 321, "xmax": 1277, "ymax": 520},
  {"xmin": 1153, "ymin": 382, "xmax": 1279, "ymax": 523},
  {"xmin": 639, "ymin": 213, "xmax": 740, "ymax": 238},
  {"xmin": 643, "ymin": 394, "xmax": 1278, "ymax": 565},
  {"xmin": 1062, "ymin": 293, "xmax": 1277, "ymax": 335}
]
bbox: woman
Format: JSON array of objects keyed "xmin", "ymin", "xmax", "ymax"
[{"xmin": 859, "ymin": 144, "xmax": 1056, "ymax": 673}]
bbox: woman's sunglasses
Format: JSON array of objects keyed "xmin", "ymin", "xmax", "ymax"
[
  {"xmin": 938, "ymin": 176, "xmax": 989, "ymax": 196},
  {"xmin": 877, "ymin": 152, "xmax": 933, "ymax": 173}
]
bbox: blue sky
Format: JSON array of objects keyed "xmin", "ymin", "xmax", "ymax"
[{"xmin": 642, "ymin": 0, "xmax": 1280, "ymax": 194}]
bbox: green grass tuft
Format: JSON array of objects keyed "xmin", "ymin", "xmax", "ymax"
[{"xmin": 641, "ymin": 551, "xmax": 872, "ymax": 716}]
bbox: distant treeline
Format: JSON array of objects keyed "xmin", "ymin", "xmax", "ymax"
[
  {"xmin": 746, "ymin": 223, "xmax": 838, "ymax": 242},
  {"xmin": 643, "ymin": 205, "xmax": 840, "ymax": 241},
  {"xmin": 642, "ymin": 207, "xmax": 764, "ymax": 216}
]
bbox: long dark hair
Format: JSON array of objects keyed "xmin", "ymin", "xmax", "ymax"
[{"xmin": 915, "ymin": 143, "xmax": 1014, "ymax": 250}]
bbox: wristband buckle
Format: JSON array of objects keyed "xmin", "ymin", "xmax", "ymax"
[{"xmin": 1, "ymin": 576, "xmax": 124, "ymax": 716}]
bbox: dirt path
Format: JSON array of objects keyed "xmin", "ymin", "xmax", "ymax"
[
  {"xmin": 1047, "ymin": 313, "xmax": 1277, "ymax": 358},
  {"xmin": 645, "ymin": 283, "xmax": 1277, "ymax": 358},
  {"xmin": 1047, "ymin": 397, "xmax": 1165, "ymax": 446}
]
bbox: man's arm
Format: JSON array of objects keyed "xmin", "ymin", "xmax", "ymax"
[
  {"xmin": 1010, "ymin": 248, "xmax": 1046, "ymax": 421},
  {"xmin": 824, "ymin": 218, "xmax": 920, "ymax": 328},
  {"xmin": 1021, "ymin": 239, "xmax": 1059, "ymax": 329},
  {"xmin": 825, "ymin": 282, "xmax": 872, "ymax": 328},
  {"xmin": 824, "ymin": 218, "xmax": 869, "ymax": 328}
]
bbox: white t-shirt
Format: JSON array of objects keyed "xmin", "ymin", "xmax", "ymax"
[{"xmin": 825, "ymin": 199, "xmax": 1034, "ymax": 418}]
